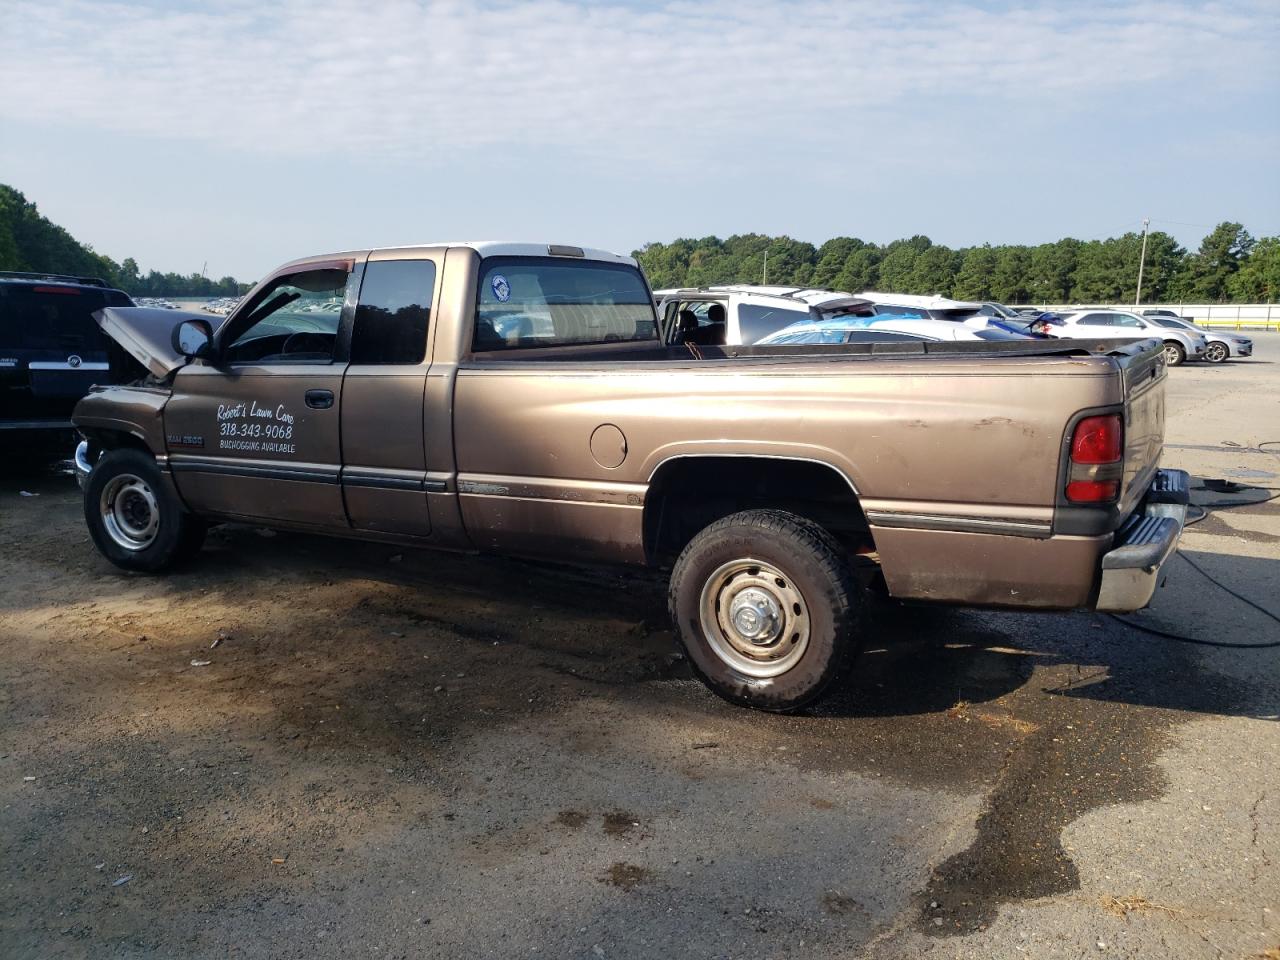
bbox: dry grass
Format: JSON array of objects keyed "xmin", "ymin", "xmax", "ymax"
[
  {"xmin": 975, "ymin": 712, "xmax": 1040, "ymax": 735},
  {"xmin": 1100, "ymin": 895, "xmax": 1181, "ymax": 920},
  {"xmin": 946, "ymin": 699, "xmax": 1039, "ymax": 734}
]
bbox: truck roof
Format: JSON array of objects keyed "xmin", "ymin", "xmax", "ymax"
[{"xmin": 274, "ymin": 242, "xmax": 638, "ymax": 273}]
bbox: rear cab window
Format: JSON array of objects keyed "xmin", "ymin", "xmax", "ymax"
[{"xmin": 473, "ymin": 258, "xmax": 656, "ymax": 351}]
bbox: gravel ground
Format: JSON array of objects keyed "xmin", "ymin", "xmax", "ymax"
[{"xmin": 2, "ymin": 339, "xmax": 1277, "ymax": 959}]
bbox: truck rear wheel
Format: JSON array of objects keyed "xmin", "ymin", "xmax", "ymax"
[
  {"xmin": 84, "ymin": 448, "xmax": 206, "ymax": 573},
  {"xmin": 669, "ymin": 509, "xmax": 861, "ymax": 712}
]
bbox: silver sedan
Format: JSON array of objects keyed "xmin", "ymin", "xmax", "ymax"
[{"xmin": 1145, "ymin": 315, "xmax": 1253, "ymax": 363}]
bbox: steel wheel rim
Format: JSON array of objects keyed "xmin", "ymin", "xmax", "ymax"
[
  {"xmin": 698, "ymin": 558, "xmax": 810, "ymax": 678},
  {"xmin": 1205, "ymin": 343, "xmax": 1227, "ymax": 362},
  {"xmin": 100, "ymin": 473, "xmax": 160, "ymax": 551}
]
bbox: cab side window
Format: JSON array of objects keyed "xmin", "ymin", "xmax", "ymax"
[
  {"xmin": 350, "ymin": 260, "xmax": 437, "ymax": 365},
  {"xmin": 224, "ymin": 269, "xmax": 349, "ymax": 363}
]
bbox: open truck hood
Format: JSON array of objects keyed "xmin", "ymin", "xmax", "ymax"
[{"xmin": 93, "ymin": 306, "xmax": 219, "ymax": 379}]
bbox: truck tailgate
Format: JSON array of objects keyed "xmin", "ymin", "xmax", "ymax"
[{"xmin": 1117, "ymin": 341, "xmax": 1167, "ymax": 519}]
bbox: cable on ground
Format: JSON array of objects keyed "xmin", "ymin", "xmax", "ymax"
[{"xmin": 1107, "ymin": 442, "xmax": 1280, "ymax": 647}]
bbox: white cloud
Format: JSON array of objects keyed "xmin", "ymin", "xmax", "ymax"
[{"xmin": 1, "ymin": 0, "xmax": 1276, "ymax": 174}]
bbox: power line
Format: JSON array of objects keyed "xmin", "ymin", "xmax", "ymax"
[
  {"xmin": 1149, "ymin": 218, "xmax": 1217, "ymax": 230},
  {"xmin": 1085, "ymin": 219, "xmax": 1141, "ymax": 240}
]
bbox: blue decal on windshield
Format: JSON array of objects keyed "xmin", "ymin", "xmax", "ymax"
[{"xmin": 491, "ymin": 275, "xmax": 511, "ymax": 302}]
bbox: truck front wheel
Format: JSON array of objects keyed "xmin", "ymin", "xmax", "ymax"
[
  {"xmin": 669, "ymin": 509, "xmax": 862, "ymax": 712},
  {"xmin": 84, "ymin": 448, "xmax": 206, "ymax": 573}
]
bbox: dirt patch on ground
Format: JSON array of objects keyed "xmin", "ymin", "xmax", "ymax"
[
  {"xmin": 602, "ymin": 811, "xmax": 639, "ymax": 837},
  {"xmin": 602, "ymin": 862, "xmax": 653, "ymax": 891},
  {"xmin": 821, "ymin": 892, "xmax": 866, "ymax": 915},
  {"xmin": 555, "ymin": 810, "xmax": 588, "ymax": 830}
]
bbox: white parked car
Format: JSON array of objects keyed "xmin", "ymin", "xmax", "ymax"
[
  {"xmin": 652, "ymin": 285, "xmax": 873, "ymax": 345},
  {"xmin": 1042, "ymin": 309, "xmax": 1207, "ymax": 366},
  {"xmin": 1141, "ymin": 313, "xmax": 1252, "ymax": 363}
]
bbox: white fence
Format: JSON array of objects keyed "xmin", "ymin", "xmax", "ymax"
[{"xmin": 1014, "ymin": 303, "xmax": 1280, "ymax": 330}]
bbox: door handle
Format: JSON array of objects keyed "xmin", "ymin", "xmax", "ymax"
[{"xmin": 305, "ymin": 389, "xmax": 334, "ymax": 409}]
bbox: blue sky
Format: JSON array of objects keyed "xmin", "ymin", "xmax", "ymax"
[{"xmin": 1, "ymin": 0, "xmax": 1277, "ymax": 281}]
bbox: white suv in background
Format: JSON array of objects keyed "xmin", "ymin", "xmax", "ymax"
[
  {"xmin": 1043, "ymin": 309, "xmax": 1207, "ymax": 365},
  {"xmin": 652, "ymin": 286, "xmax": 871, "ymax": 345},
  {"xmin": 651, "ymin": 285, "xmax": 1035, "ymax": 347}
]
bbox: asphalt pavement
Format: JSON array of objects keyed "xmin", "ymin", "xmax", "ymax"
[{"xmin": 1, "ymin": 338, "xmax": 1276, "ymax": 959}]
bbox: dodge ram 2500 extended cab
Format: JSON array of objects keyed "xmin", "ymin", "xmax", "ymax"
[{"xmin": 73, "ymin": 242, "xmax": 1188, "ymax": 711}]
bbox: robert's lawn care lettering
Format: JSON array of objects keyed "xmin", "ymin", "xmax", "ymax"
[{"xmin": 217, "ymin": 401, "xmax": 296, "ymax": 454}]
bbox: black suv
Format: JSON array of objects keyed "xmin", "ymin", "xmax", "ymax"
[{"xmin": 1, "ymin": 272, "xmax": 134, "ymax": 440}]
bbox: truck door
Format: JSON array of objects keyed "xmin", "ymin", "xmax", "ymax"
[
  {"xmin": 339, "ymin": 254, "xmax": 440, "ymax": 537},
  {"xmin": 163, "ymin": 262, "xmax": 354, "ymax": 527}
]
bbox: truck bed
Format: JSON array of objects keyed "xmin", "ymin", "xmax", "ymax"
[{"xmin": 467, "ymin": 335, "xmax": 1162, "ymax": 365}]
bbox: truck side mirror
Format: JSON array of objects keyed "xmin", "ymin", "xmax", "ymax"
[{"xmin": 172, "ymin": 319, "xmax": 213, "ymax": 359}]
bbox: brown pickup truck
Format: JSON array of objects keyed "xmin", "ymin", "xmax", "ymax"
[{"xmin": 72, "ymin": 242, "xmax": 1189, "ymax": 711}]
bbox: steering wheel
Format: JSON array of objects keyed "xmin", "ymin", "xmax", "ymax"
[{"xmin": 281, "ymin": 332, "xmax": 328, "ymax": 355}]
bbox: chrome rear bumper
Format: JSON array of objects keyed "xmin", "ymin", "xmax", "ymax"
[{"xmin": 1095, "ymin": 468, "xmax": 1190, "ymax": 612}]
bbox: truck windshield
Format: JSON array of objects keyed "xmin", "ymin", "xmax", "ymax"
[{"xmin": 474, "ymin": 258, "xmax": 656, "ymax": 351}]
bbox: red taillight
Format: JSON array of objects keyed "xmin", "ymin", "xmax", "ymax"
[
  {"xmin": 1066, "ymin": 414, "xmax": 1123, "ymax": 503},
  {"xmin": 33, "ymin": 285, "xmax": 81, "ymax": 295},
  {"xmin": 1066, "ymin": 480, "xmax": 1119, "ymax": 502},
  {"xmin": 1071, "ymin": 414, "xmax": 1123, "ymax": 464}
]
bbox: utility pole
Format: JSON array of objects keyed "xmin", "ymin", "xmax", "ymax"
[
  {"xmin": 1134, "ymin": 218, "xmax": 1150, "ymax": 307},
  {"xmin": 762, "ymin": 251, "xmax": 768, "ymax": 286}
]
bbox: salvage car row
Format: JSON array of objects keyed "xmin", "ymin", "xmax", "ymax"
[{"xmin": 651, "ymin": 286, "xmax": 1252, "ymax": 365}]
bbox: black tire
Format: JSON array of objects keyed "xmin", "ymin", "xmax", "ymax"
[
  {"xmin": 84, "ymin": 448, "xmax": 206, "ymax": 573},
  {"xmin": 669, "ymin": 509, "xmax": 862, "ymax": 712},
  {"xmin": 1203, "ymin": 341, "xmax": 1229, "ymax": 363},
  {"xmin": 1162, "ymin": 341, "xmax": 1186, "ymax": 366}
]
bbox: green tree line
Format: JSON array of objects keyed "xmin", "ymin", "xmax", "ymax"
[
  {"xmin": 6, "ymin": 181, "xmax": 1277, "ymax": 303},
  {"xmin": 0, "ymin": 184, "xmax": 252, "ymax": 297},
  {"xmin": 636, "ymin": 222, "xmax": 1280, "ymax": 304}
]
